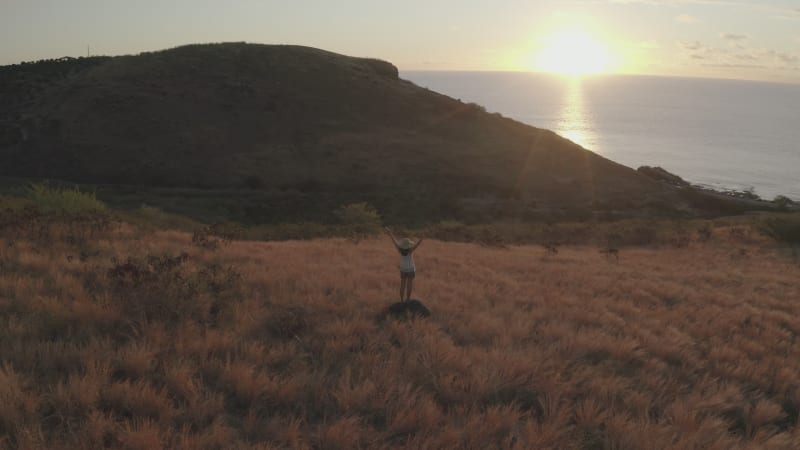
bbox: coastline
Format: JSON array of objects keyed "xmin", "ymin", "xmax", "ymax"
[{"xmin": 637, "ymin": 165, "xmax": 799, "ymax": 213}]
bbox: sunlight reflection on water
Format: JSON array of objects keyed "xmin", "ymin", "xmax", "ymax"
[
  {"xmin": 555, "ymin": 78, "xmax": 599, "ymax": 153},
  {"xmin": 404, "ymin": 71, "xmax": 800, "ymax": 199}
]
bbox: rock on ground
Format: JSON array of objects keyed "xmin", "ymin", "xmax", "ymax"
[{"xmin": 381, "ymin": 299, "xmax": 431, "ymax": 321}]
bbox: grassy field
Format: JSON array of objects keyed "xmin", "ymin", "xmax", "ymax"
[{"xmin": 1, "ymin": 216, "xmax": 800, "ymax": 449}]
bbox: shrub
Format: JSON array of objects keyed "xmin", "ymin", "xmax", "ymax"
[
  {"xmin": 773, "ymin": 195, "xmax": 795, "ymax": 212},
  {"xmin": 621, "ymin": 222, "xmax": 659, "ymax": 246},
  {"xmin": 759, "ymin": 214, "xmax": 800, "ymax": 244},
  {"xmin": 425, "ymin": 221, "xmax": 469, "ymax": 242},
  {"xmin": 106, "ymin": 252, "xmax": 241, "ymax": 324},
  {"xmin": 334, "ymin": 202, "xmax": 382, "ymax": 239},
  {"xmin": 27, "ymin": 183, "xmax": 106, "ymax": 214},
  {"xmin": 476, "ymin": 226, "xmax": 508, "ymax": 249},
  {"xmin": 192, "ymin": 223, "xmax": 242, "ymax": 250},
  {"xmin": 1, "ymin": 189, "xmax": 115, "ymax": 243},
  {"xmin": 0, "ymin": 194, "xmax": 32, "ymax": 211},
  {"xmin": 697, "ymin": 223, "xmax": 713, "ymax": 242}
]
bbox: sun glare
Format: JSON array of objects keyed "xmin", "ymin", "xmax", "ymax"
[{"xmin": 536, "ymin": 30, "xmax": 611, "ymax": 76}]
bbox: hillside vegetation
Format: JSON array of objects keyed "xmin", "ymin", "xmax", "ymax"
[
  {"xmin": 1, "ymin": 202, "xmax": 800, "ymax": 448},
  {"xmin": 0, "ymin": 43, "xmax": 694, "ymax": 223}
]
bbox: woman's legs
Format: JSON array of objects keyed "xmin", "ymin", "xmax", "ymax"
[
  {"xmin": 399, "ymin": 274, "xmax": 406, "ymax": 301},
  {"xmin": 405, "ymin": 277, "xmax": 414, "ymax": 301}
]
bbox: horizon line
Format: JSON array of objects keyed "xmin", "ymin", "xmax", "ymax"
[
  {"xmin": 399, "ymin": 69, "xmax": 800, "ymax": 86},
  {"xmin": 2, "ymin": 41, "xmax": 798, "ymax": 87}
]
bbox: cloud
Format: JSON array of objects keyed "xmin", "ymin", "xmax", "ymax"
[
  {"xmin": 701, "ymin": 62, "xmax": 767, "ymax": 69},
  {"xmin": 678, "ymin": 40, "xmax": 703, "ymax": 51},
  {"xmin": 768, "ymin": 7, "xmax": 800, "ymax": 21},
  {"xmin": 776, "ymin": 53, "xmax": 799, "ymax": 64},
  {"xmin": 677, "ymin": 38, "xmax": 800, "ymax": 74},
  {"xmin": 675, "ymin": 14, "xmax": 701, "ymax": 23},
  {"xmin": 581, "ymin": 0, "xmax": 800, "ymax": 19},
  {"xmin": 720, "ymin": 33, "xmax": 749, "ymax": 41},
  {"xmin": 750, "ymin": 49, "xmax": 800, "ymax": 64}
]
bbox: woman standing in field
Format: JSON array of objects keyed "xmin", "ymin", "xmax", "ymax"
[{"xmin": 385, "ymin": 227, "xmax": 423, "ymax": 302}]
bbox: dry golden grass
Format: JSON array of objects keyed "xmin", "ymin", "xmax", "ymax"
[{"xmin": 1, "ymin": 221, "xmax": 799, "ymax": 448}]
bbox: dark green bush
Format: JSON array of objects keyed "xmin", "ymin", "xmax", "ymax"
[
  {"xmin": 334, "ymin": 202, "xmax": 382, "ymax": 239},
  {"xmin": 1, "ymin": 189, "xmax": 115, "ymax": 243},
  {"xmin": 773, "ymin": 196, "xmax": 795, "ymax": 212},
  {"xmin": 27, "ymin": 183, "xmax": 106, "ymax": 214},
  {"xmin": 192, "ymin": 222, "xmax": 242, "ymax": 250},
  {"xmin": 759, "ymin": 214, "xmax": 800, "ymax": 244}
]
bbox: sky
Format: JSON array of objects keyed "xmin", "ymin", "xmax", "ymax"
[{"xmin": 1, "ymin": 0, "xmax": 799, "ymax": 83}]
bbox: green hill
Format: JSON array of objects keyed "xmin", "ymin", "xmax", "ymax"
[{"xmin": 0, "ymin": 43, "xmax": 685, "ymax": 223}]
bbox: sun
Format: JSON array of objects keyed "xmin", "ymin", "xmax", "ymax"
[{"xmin": 536, "ymin": 30, "xmax": 611, "ymax": 75}]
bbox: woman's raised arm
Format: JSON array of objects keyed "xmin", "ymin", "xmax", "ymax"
[{"xmin": 384, "ymin": 227, "xmax": 400, "ymax": 248}]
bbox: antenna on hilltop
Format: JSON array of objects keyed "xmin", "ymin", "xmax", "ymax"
[{"xmin": 87, "ymin": 45, "xmax": 90, "ymax": 57}]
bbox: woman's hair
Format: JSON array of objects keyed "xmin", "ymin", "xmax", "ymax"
[{"xmin": 399, "ymin": 248, "xmax": 410, "ymax": 256}]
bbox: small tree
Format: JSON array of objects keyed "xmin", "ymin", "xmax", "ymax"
[
  {"xmin": 773, "ymin": 195, "xmax": 794, "ymax": 212},
  {"xmin": 334, "ymin": 202, "xmax": 382, "ymax": 241}
]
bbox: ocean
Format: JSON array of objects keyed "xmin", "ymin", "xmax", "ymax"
[{"xmin": 403, "ymin": 72, "xmax": 800, "ymax": 200}]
